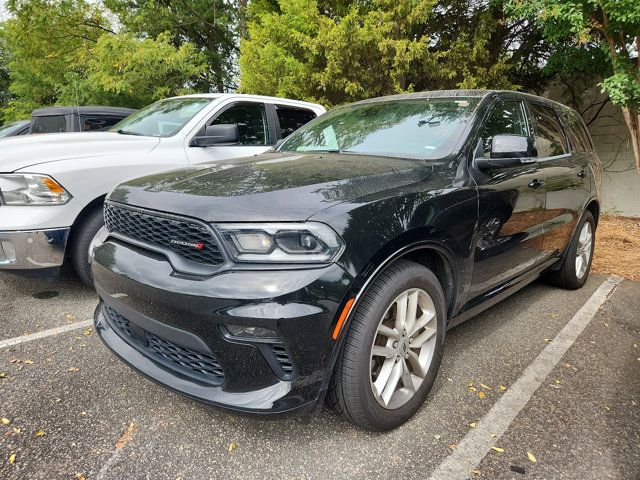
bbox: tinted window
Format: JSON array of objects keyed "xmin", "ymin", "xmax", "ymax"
[
  {"xmin": 209, "ymin": 103, "xmax": 269, "ymax": 145},
  {"xmin": 276, "ymin": 107, "xmax": 317, "ymax": 138},
  {"xmin": 279, "ymin": 97, "xmax": 480, "ymax": 160},
  {"xmin": 31, "ymin": 115, "xmax": 67, "ymax": 134},
  {"xmin": 0, "ymin": 121, "xmax": 29, "ymax": 138},
  {"xmin": 559, "ymin": 110, "xmax": 592, "ymax": 153},
  {"xmin": 480, "ymin": 101, "xmax": 528, "ymax": 157},
  {"xmin": 111, "ymin": 97, "xmax": 212, "ymax": 137},
  {"xmin": 81, "ymin": 116, "xmax": 127, "ymax": 132},
  {"xmin": 528, "ymin": 103, "xmax": 568, "ymax": 158}
]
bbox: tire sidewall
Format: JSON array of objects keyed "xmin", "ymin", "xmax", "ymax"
[
  {"xmin": 71, "ymin": 206, "xmax": 104, "ymax": 286},
  {"xmin": 348, "ymin": 263, "xmax": 446, "ymax": 429},
  {"xmin": 566, "ymin": 211, "xmax": 595, "ymax": 288}
]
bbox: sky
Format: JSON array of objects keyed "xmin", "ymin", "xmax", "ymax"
[{"xmin": 0, "ymin": 1, "xmax": 7, "ymax": 21}]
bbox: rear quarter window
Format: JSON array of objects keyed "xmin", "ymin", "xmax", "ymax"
[{"xmin": 276, "ymin": 107, "xmax": 317, "ymax": 138}]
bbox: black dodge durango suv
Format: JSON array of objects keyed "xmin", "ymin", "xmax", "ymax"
[{"xmin": 91, "ymin": 90, "xmax": 601, "ymax": 431}]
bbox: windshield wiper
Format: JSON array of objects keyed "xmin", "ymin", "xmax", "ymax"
[{"xmin": 116, "ymin": 129, "xmax": 144, "ymax": 136}]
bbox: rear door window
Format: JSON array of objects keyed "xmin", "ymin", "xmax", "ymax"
[
  {"xmin": 559, "ymin": 110, "xmax": 592, "ymax": 153},
  {"xmin": 528, "ymin": 103, "xmax": 568, "ymax": 158},
  {"xmin": 81, "ymin": 116, "xmax": 126, "ymax": 132},
  {"xmin": 208, "ymin": 103, "xmax": 269, "ymax": 145},
  {"xmin": 31, "ymin": 115, "xmax": 67, "ymax": 134},
  {"xmin": 276, "ymin": 107, "xmax": 317, "ymax": 138}
]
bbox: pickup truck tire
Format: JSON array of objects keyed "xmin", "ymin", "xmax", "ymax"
[
  {"xmin": 327, "ymin": 260, "xmax": 446, "ymax": 431},
  {"xmin": 70, "ymin": 206, "xmax": 104, "ymax": 286}
]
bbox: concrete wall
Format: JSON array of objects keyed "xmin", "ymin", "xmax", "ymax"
[{"xmin": 547, "ymin": 85, "xmax": 640, "ymax": 217}]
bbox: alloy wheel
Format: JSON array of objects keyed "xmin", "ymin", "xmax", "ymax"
[
  {"xmin": 575, "ymin": 222, "xmax": 593, "ymax": 279},
  {"xmin": 369, "ymin": 288, "xmax": 438, "ymax": 409}
]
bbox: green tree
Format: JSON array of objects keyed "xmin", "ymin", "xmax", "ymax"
[
  {"xmin": 239, "ymin": 0, "xmax": 549, "ymax": 107},
  {"xmin": 104, "ymin": 0, "xmax": 241, "ymax": 92},
  {"xmin": 1, "ymin": 0, "xmax": 206, "ymax": 121},
  {"xmin": 504, "ymin": 0, "xmax": 640, "ymax": 172},
  {"xmin": 0, "ymin": 26, "xmax": 11, "ymax": 114}
]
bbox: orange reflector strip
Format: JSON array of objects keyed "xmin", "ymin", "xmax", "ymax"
[
  {"xmin": 42, "ymin": 177, "xmax": 65, "ymax": 193},
  {"xmin": 332, "ymin": 298, "xmax": 355, "ymax": 340}
]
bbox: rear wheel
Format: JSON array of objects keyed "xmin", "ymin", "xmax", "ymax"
[
  {"xmin": 546, "ymin": 211, "xmax": 595, "ymax": 290},
  {"xmin": 70, "ymin": 206, "xmax": 104, "ymax": 286},
  {"xmin": 327, "ymin": 260, "xmax": 446, "ymax": 431}
]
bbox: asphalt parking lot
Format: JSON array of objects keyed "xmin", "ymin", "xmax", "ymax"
[{"xmin": 1, "ymin": 270, "xmax": 638, "ymax": 480}]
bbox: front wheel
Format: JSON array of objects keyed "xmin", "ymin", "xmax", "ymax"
[
  {"xmin": 70, "ymin": 206, "xmax": 104, "ymax": 286},
  {"xmin": 546, "ymin": 211, "xmax": 595, "ymax": 290},
  {"xmin": 327, "ymin": 260, "xmax": 446, "ymax": 431}
]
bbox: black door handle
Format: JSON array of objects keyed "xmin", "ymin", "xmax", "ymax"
[{"xmin": 528, "ymin": 179, "xmax": 544, "ymax": 189}]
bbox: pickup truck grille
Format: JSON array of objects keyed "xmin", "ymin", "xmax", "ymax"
[{"xmin": 103, "ymin": 202, "xmax": 224, "ymax": 266}]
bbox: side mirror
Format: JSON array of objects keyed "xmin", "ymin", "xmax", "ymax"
[
  {"xmin": 474, "ymin": 134, "xmax": 536, "ymax": 170},
  {"xmin": 190, "ymin": 124, "xmax": 240, "ymax": 147}
]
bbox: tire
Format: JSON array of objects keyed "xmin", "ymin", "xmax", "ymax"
[
  {"xmin": 545, "ymin": 211, "xmax": 595, "ymax": 290},
  {"xmin": 70, "ymin": 205, "xmax": 104, "ymax": 286},
  {"xmin": 327, "ymin": 259, "xmax": 446, "ymax": 431}
]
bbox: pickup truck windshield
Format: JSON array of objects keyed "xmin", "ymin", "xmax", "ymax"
[
  {"xmin": 279, "ymin": 97, "xmax": 480, "ymax": 160},
  {"xmin": 111, "ymin": 97, "xmax": 212, "ymax": 137}
]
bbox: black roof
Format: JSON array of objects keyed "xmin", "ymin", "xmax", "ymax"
[{"xmin": 31, "ymin": 106, "xmax": 137, "ymax": 117}]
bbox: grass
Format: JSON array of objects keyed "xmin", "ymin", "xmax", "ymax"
[{"xmin": 592, "ymin": 215, "xmax": 640, "ymax": 281}]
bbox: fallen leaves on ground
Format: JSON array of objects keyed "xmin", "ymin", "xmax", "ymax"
[
  {"xmin": 67, "ymin": 367, "xmax": 80, "ymax": 373},
  {"xmin": 9, "ymin": 453, "xmax": 16, "ymax": 464},
  {"xmin": 228, "ymin": 442, "xmax": 238, "ymax": 452},
  {"xmin": 527, "ymin": 451, "xmax": 537, "ymax": 463},
  {"xmin": 83, "ymin": 327, "xmax": 92, "ymax": 336},
  {"xmin": 478, "ymin": 391, "xmax": 486, "ymax": 399},
  {"xmin": 115, "ymin": 422, "xmax": 136, "ymax": 449},
  {"xmin": 491, "ymin": 446, "xmax": 505, "ymax": 453},
  {"xmin": 591, "ymin": 215, "xmax": 640, "ymax": 281},
  {"xmin": 35, "ymin": 429, "xmax": 45, "ymax": 437},
  {"xmin": 469, "ymin": 422, "xmax": 477, "ymax": 428},
  {"xmin": 23, "ymin": 360, "xmax": 34, "ymax": 365},
  {"xmin": 499, "ymin": 385, "xmax": 507, "ymax": 391},
  {"xmin": 1, "ymin": 418, "xmax": 10, "ymax": 425}
]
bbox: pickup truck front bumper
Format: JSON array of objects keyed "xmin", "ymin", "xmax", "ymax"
[{"xmin": 0, "ymin": 228, "xmax": 70, "ymax": 270}]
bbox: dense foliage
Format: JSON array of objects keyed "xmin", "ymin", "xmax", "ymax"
[
  {"xmin": 505, "ymin": 0, "xmax": 640, "ymax": 170},
  {"xmin": 0, "ymin": 0, "xmax": 207, "ymax": 121},
  {"xmin": 239, "ymin": 0, "xmax": 549, "ymax": 107}
]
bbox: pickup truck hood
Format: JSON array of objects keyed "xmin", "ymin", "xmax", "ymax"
[
  {"xmin": 0, "ymin": 132, "xmax": 160, "ymax": 172},
  {"xmin": 108, "ymin": 152, "xmax": 433, "ymax": 222}
]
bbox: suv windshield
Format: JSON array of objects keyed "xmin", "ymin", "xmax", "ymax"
[
  {"xmin": 279, "ymin": 97, "xmax": 480, "ymax": 159},
  {"xmin": 111, "ymin": 97, "xmax": 213, "ymax": 137}
]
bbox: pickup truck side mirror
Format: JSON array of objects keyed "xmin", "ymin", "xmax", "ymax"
[
  {"xmin": 190, "ymin": 124, "xmax": 240, "ymax": 147},
  {"xmin": 474, "ymin": 134, "xmax": 536, "ymax": 170}
]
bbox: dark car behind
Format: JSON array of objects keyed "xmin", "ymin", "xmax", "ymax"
[
  {"xmin": 30, "ymin": 106, "xmax": 137, "ymax": 134},
  {"xmin": 0, "ymin": 120, "xmax": 30, "ymax": 138}
]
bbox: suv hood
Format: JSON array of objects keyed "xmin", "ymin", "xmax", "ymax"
[
  {"xmin": 0, "ymin": 132, "xmax": 160, "ymax": 172},
  {"xmin": 108, "ymin": 152, "xmax": 434, "ymax": 222}
]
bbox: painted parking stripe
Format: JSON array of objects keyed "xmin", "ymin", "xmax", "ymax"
[
  {"xmin": 0, "ymin": 320, "xmax": 93, "ymax": 350},
  {"xmin": 428, "ymin": 275, "xmax": 622, "ymax": 480}
]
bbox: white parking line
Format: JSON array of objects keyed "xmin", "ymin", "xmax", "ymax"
[
  {"xmin": 428, "ymin": 275, "xmax": 622, "ymax": 480},
  {"xmin": 0, "ymin": 320, "xmax": 93, "ymax": 350}
]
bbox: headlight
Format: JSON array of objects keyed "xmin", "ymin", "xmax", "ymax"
[
  {"xmin": 0, "ymin": 174, "xmax": 71, "ymax": 206},
  {"xmin": 216, "ymin": 222, "xmax": 344, "ymax": 263}
]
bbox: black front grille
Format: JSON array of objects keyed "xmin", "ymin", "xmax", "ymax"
[
  {"xmin": 104, "ymin": 202, "xmax": 224, "ymax": 266},
  {"xmin": 105, "ymin": 306, "xmax": 224, "ymax": 386}
]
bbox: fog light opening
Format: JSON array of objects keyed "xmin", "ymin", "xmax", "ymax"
[{"xmin": 225, "ymin": 324, "xmax": 279, "ymax": 340}]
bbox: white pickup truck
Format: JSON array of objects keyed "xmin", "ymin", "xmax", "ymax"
[{"xmin": 0, "ymin": 94, "xmax": 325, "ymax": 284}]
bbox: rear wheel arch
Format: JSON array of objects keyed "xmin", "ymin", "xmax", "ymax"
[{"xmin": 585, "ymin": 198, "xmax": 600, "ymax": 227}]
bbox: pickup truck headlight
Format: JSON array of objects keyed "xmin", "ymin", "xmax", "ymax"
[
  {"xmin": 216, "ymin": 223, "xmax": 344, "ymax": 263},
  {"xmin": 0, "ymin": 174, "xmax": 71, "ymax": 206}
]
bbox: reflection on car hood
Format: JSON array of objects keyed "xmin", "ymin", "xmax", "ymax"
[
  {"xmin": 0, "ymin": 132, "xmax": 160, "ymax": 172},
  {"xmin": 108, "ymin": 152, "xmax": 434, "ymax": 222}
]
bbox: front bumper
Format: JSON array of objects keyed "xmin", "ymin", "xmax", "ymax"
[
  {"xmin": 92, "ymin": 239, "xmax": 353, "ymax": 416},
  {"xmin": 0, "ymin": 228, "xmax": 70, "ymax": 270}
]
